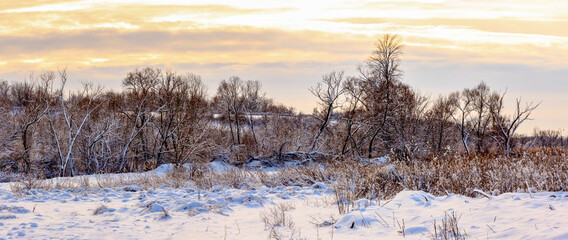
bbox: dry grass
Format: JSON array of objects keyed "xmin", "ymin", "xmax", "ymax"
[
  {"xmin": 260, "ymin": 203, "xmax": 295, "ymax": 229},
  {"xmin": 326, "ymin": 148, "xmax": 568, "ymax": 202},
  {"xmin": 93, "ymin": 204, "xmax": 110, "ymax": 215},
  {"xmin": 260, "ymin": 203, "xmax": 304, "ymax": 240},
  {"xmin": 396, "ymin": 149, "xmax": 568, "ymax": 197},
  {"xmin": 8, "ymin": 148, "xmax": 568, "ymax": 204},
  {"xmin": 431, "ymin": 211, "xmax": 466, "ymax": 240}
]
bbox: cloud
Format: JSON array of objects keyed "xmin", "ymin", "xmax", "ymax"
[
  {"xmin": 1, "ymin": 28, "xmax": 366, "ymax": 53},
  {"xmin": 0, "ymin": 0, "xmax": 80, "ymax": 11},
  {"xmin": 0, "ymin": 28, "xmax": 373, "ymax": 76},
  {"xmin": 0, "ymin": 4, "xmax": 294, "ymax": 33},
  {"xmin": 321, "ymin": 17, "xmax": 568, "ymax": 38},
  {"xmin": 346, "ymin": 0, "xmax": 567, "ymax": 19}
]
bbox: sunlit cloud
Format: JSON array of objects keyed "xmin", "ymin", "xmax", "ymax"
[
  {"xmin": 0, "ymin": 0, "xmax": 84, "ymax": 12},
  {"xmin": 21, "ymin": 59, "xmax": 44, "ymax": 63},
  {"xmin": 2, "ymin": 0, "xmax": 566, "ymax": 68},
  {"xmin": 3, "ymin": 3, "xmax": 86, "ymax": 13},
  {"xmin": 90, "ymin": 58, "xmax": 108, "ymax": 63}
]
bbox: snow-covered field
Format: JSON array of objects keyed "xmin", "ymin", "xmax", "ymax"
[{"xmin": 1, "ymin": 165, "xmax": 567, "ymax": 239}]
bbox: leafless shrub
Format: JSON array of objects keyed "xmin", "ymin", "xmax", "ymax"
[
  {"xmin": 431, "ymin": 211, "xmax": 466, "ymax": 240},
  {"xmin": 260, "ymin": 203, "xmax": 295, "ymax": 228},
  {"xmin": 260, "ymin": 203, "xmax": 304, "ymax": 240},
  {"xmin": 333, "ymin": 183, "xmax": 355, "ymax": 215},
  {"xmin": 9, "ymin": 173, "xmax": 46, "ymax": 195},
  {"xmin": 93, "ymin": 204, "xmax": 110, "ymax": 215}
]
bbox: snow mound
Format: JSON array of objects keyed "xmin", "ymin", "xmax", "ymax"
[
  {"xmin": 336, "ymin": 211, "xmax": 381, "ymax": 229},
  {"xmin": 209, "ymin": 160, "xmax": 237, "ymax": 172},
  {"xmin": 0, "ymin": 205, "xmax": 30, "ymax": 214},
  {"xmin": 150, "ymin": 164, "xmax": 174, "ymax": 174}
]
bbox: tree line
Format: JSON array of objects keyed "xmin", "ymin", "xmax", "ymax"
[{"xmin": 0, "ymin": 34, "xmax": 557, "ymax": 178}]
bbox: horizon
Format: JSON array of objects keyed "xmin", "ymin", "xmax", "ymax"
[{"xmin": 1, "ymin": 0, "xmax": 567, "ymax": 134}]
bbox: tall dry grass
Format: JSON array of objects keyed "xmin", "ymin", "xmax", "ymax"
[
  {"xmin": 9, "ymin": 148, "xmax": 567, "ymax": 202},
  {"xmin": 328, "ymin": 148, "xmax": 568, "ymax": 201}
]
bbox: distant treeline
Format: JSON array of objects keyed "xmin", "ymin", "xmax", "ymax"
[{"xmin": 0, "ymin": 34, "xmax": 560, "ymax": 178}]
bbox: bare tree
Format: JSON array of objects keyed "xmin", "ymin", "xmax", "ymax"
[
  {"xmin": 309, "ymin": 71, "xmax": 345, "ymax": 152},
  {"xmin": 388, "ymin": 84, "xmax": 429, "ymax": 160},
  {"xmin": 358, "ymin": 34, "xmax": 403, "ymax": 158},
  {"xmin": 118, "ymin": 100, "xmax": 154, "ymax": 172},
  {"xmin": 242, "ymin": 80, "xmax": 265, "ymax": 152},
  {"xmin": 47, "ymin": 70, "xmax": 104, "ymax": 177},
  {"xmin": 168, "ymin": 73, "xmax": 210, "ymax": 167},
  {"xmin": 427, "ymin": 95, "xmax": 456, "ymax": 154},
  {"xmin": 125, "ymin": 68, "xmax": 160, "ymax": 162},
  {"xmin": 0, "ymin": 81, "xmax": 8, "ymax": 103},
  {"xmin": 490, "ymin": 92, "xmax": 540, "ymax": 156},
  {"xmin": 119, "ymin": 68, "xmax": 161, "ymax": 171},
  {"xmin": 339, "ymin": 76, "xmax": 364, "ymax": 157},
  {"xmin": 533, "ymin": 129, "xmax": 563, "ymax": 148},
  {"xmin": 0, "ymin": 57, "xmax": 551, "ymax": 175},
  {"xmin": 153, "ymin": 71, "xmax": 185, "ymax": 166},
  {"xmin": 80, "ymin": 115, "xmax": 115, "ymax": 174},
  {"xmin": 450, "ymin": 91, "xmax": 473, "ymax": 155},
  {"xmin": 466, "ymin": 82, "xmax": 496, "ymax": 153},
  {"xmin": 10, "ymin": 73, "xmax": 52, "ymax": 173},
  {"xmin": 0, "ymin": 81, "xmax": 11, "ymax": 145},
  {"xmin": 216, "ymin": 77, "xmax": 244, "ymax": 145}
]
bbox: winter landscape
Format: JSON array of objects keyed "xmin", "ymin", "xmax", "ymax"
[{"xmin": 1, "ymin": 0, "xmax": 568, "ymax": 239}]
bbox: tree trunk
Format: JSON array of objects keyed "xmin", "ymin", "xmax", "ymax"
[
  {"xmin": 21, "ymin": 126, "xmax": 31, "ymax": 173},
  {"xmin": 234, "ymin": 111, "xmax": 241, "ymax": 145},
  {"xmin": 437, "ymin": 122, "xmax": 444, "ymax": 153},
  {"xmin": 368, "ymin": 82, "xmax": 390, "ymax": 158}
]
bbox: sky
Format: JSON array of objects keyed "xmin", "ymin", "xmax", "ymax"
[{"xmin": 1, "ymin": 0, "xmax": 567, "ymax": 134}]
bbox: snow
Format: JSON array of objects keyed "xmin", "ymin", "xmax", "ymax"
[
  {"xmin": 360, "ymin": 156, "xmax": 390, "ymax": 165},
  {"xmin": 209, "ymin": 160, "xmax": 238, "ymax": 173},
  {"xmin": 0, "ymin": 167, "xmax": 567, "ymax": 239}
]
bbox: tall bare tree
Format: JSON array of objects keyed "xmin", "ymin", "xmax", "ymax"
[
  {"xmin": 119, "ymin": 68, "xmax": 160, "ymax": 171},
  {"xmin": 167, "ymin": 73, "xmax": 210, "ymax": 167},
  {"xmin": 450, "ymin": 91, "xmax": 473, "ymax": 155},
  {"xmin": 339, "ymin": 76, "xmax": 364, "ymax": 157},
  {"xmin": 10, "ymin": 73, "xmax": 52, "ymax": 173},
  {"xmin": 242, "ymin": 80, "xmax": 265, "ymax": 152},
  {"xmin": 466, "ymin": 82, "xmax": 496, "ymax": 153},
  {"xmin": 358, "ymin": 34, "xmax": 403, "ymax": 158},
  {"xmin": 47, "ymin": 70, "xmax": 104, "ymax": 177},
  {"xmin": 309, "ymin": 71, "xmax": 345, "ymax": 152},
  {"xmin": 0, "ymin": 81, "xmax": 12, "ymax": 156},
  {"xmin": 216, "ymin": 77, "xmax": 245, "ymax": 145}
]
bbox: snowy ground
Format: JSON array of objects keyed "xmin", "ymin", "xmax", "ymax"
[{"xmin": 1, "ymin": 166, "xmax": 567, "ymax": 239}]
